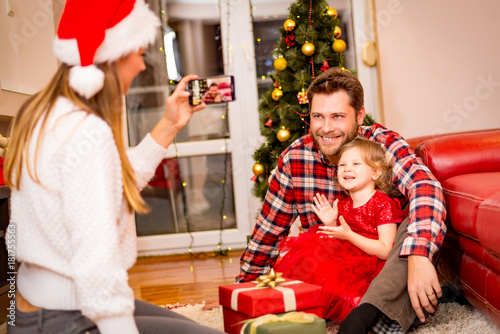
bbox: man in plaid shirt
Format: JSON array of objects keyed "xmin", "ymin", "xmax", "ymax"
[
  {"xmin": 236, "ymin": 68, "xmax": 446, "ymax": 333},
  {"xmin": 202, "ymin": 83, "xmax": 227, "ymax": 104}
]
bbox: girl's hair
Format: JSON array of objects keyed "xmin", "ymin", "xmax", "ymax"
[
  {"xmin": 337, "ymin": 137, "xmax": 395, "ymax": 196},
  {"xmin": 4, "ymin": 62, "xmax": 148, "ymax": 213}
]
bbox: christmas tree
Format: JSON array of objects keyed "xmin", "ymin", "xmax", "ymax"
[{"xmin": 251, "ymin": 0, "xmax": 374, "ymax": 201}]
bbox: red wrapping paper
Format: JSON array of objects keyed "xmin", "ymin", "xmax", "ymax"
[{"xmin": 219, "ymin": 279, "xmax": 322, "ymax": 334}]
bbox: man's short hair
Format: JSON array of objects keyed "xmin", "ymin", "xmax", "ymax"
[{"xmin": 307, "ymin": 68, "xmax": 364, "ymax": 115}]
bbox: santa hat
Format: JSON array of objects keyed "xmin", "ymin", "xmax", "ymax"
[{"xmin": 53, "ymin": 0, "xmax": 160, "ymax": 99}]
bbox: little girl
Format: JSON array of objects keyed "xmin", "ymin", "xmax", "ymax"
[{"xmin": 274, "ymin": 137, "xmax": 404, "ymax": 322}]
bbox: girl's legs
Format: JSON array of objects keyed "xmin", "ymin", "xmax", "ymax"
[{"xmin": 337, "ymin": 303, "xmax": 380, "ymax": 333}]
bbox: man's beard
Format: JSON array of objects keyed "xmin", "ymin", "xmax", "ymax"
[{"xmin": 311, "ymin": 122, "xmax": 359, "ymax": 160}]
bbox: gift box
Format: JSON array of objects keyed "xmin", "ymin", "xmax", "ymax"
[
  {"xmin": 219, "ymin": 278, "xmax": 323, "ymax": 334},
  {"xmin": 242, "ymin": 312, "xmax": 326, "ymax": 334}
]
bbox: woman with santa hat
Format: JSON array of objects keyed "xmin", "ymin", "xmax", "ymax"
[{"xmin": 4, "ymin": 0, "xmax": 221, "ymax": 333}]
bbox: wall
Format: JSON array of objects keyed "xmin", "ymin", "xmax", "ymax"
[
  {"xmin": 375, "ymin": 0, "xmax": 500, "ymax": 138},
  {"xmin": 0, "ymin": 0, "xmax": 64, "ymax": 136}
]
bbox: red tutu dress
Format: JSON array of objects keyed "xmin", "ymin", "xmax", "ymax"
[{"xmin": 274, "ymin": 191, "xmax": 404, "ymax": 321}]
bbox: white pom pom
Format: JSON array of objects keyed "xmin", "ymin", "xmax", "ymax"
[{"xmin": 68, "ymin": 65, "xmax": 105, "ymax": 99}]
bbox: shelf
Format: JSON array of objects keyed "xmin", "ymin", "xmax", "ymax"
[{"xmin": 0, "ymin": 187, "xmax": 9, "ymax": 200}]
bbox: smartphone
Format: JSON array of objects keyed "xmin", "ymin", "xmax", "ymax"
[{"xmin": 188, "ymin": 75, "xmax": 235, "ymax": 106}]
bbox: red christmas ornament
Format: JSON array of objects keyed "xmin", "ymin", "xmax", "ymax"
[
  {"xmin": 265, "ymin": 119, "xmax": 273, "ymax": 127},
  {"xmin": 251, "ymin": 175, "xmax": 257, "ymax": 182},
  {"xmin": 297, "ymin": 88, "xmax": 309, "ymax": 104},
  {"xmin": 285, "ymin": 34, "xmax": 296, "ymax": 46},
  {"xmin": 321, "ymin": 60, "xmax": 330, "ymax": 71}
]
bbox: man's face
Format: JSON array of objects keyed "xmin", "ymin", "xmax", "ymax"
[
  {"xmin": 310, "ymin": 91, "xmax": 365, "ymax": 163},
  {"xmin": 209, "ymin": 85, "xmax": 218, "ymax": 96}
]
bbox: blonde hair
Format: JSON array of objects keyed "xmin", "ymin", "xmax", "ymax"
[
  {"xmin": 4, "ymin": 62, "xmax": 148, "ymax": 213},
  {"xmin": 337, "ymin": 137, "xmax": 395, "ymax": 196}
]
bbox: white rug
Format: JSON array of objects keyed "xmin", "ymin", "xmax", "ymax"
[{"xmin": 167, "ymin": 302, "xmax": 500, "ymax": 334}]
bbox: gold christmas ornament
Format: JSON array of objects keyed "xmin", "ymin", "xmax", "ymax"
[
  {"xmin": 283, "ymin": 19, "xmax": 296, "ymax": 31},
  {"xmin": 273, "ymin": 57, "xmax": 287, "ymax": 71},
  {"xmin": 334, "ymin": 26, "xmax": 342, "ymax": 38},
  {"xmin": 252, "ymin": 163, "xmax": 265, "ymax": 176},
  {"xmin": 272, "ymin": 88, "xmax": 283, "ymax": 101},
  {"xmin": 277, "ymin": 128, "xmax": 291, "ymax": 142},
  {"xmin": 326, "ymin": 7, "xmax": 337, "ymax": 18},
  {"xmin": 333, "ymin": 39, "xmax": 346, "ymax": 53},
  {"xmin": 301, "ymin": 42, "xmax": 315, "ymax": 56},
  {"xmin": 252, "ymin": 269, "xmax": 286, "ymax": 288}
]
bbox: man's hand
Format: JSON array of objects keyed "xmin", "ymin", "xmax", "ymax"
[{"xmin": 407, "ymin": 255, "xmax": 442, "ymax": 322}]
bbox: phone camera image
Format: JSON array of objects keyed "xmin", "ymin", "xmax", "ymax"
[{"xmin": 188, "ymin": 75, "xmax": 235, "ymax": 106}]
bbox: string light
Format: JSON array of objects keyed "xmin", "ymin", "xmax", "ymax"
[
  {"xmin": 308, "ymin": 0, "xmax": 315, "ymax": 79},
  {"xmin": 173, "ymin": 102, "xmax": 231, "ymax": 260}
]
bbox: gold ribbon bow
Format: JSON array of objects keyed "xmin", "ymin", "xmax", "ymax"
[
  {"xmin": 243, "ymin": 312, "xmax": 319, "ymax": 334},
  {"xmin": 251, "ymin": 269, "xmax": 286, "ymax": 288}
]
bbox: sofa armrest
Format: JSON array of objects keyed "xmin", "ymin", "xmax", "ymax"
[
  {"xmin": 405, "ymin": 128, "xmax": 496, "ymax": 149},
  {"xmin": 414, "ymin": 129, "xmax": 500, "ymax": 182}
]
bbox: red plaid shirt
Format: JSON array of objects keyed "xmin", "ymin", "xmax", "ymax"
[
  {"xmin": 237, "ymin": 123, "xmax": 447, "ymax": 282},
  {"xmin": 202, "ymin": 91, "xmax": 227, "ymax": 104}
]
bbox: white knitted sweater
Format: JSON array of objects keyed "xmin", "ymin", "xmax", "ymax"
[{"xmin": 9, "ymin": 97, "xmax": 168, "ymax": 334}]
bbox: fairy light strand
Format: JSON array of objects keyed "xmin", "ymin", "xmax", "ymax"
[
  {"xmin": 309, "ymin": 0, "xmax": 315, "ymax": 78},
  {"xmin": 153, "ymin": 3, "xmax": 232, "ymax": 262}
]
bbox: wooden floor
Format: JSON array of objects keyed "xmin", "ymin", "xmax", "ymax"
[{"xmin": 128, "ymin": 249, "xmax": 243, "ymax": 306}]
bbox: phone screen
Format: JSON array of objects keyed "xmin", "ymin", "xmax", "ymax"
[{"xmin": 188, "ymin": 75, "xmax": 235, "ymax": 106}]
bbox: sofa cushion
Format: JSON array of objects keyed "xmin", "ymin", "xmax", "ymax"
[
  {"xmin": 442, "ymin": 172, "xmax": 500, "ymax": 240},
  {"xmin": 477, "ymin": 192, "xmax": 500, "ymax": 258},
  {"xmin": 438, "ymin": 237, "xmax": 500, "ymax": 327},
  {"xmin": 415, "ymin": 129, "xmax": 500, "ymax": 182},
  {"xmin": 444, "ymin": 228, "xmax": 500, "ymax": 276}
]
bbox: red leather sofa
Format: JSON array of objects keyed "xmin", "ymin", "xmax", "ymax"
[{"xmin": 409, "ymin": 129, "xmax": 500, "ymax": 328}]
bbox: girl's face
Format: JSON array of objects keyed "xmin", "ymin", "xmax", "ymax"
[
  {"xmin": 337, "ymin": 146, "xmax": 380, "ymax": 193},
  {"xmin": 116, "ymin": 48, "xmax": 146, "ymax": 94}
]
